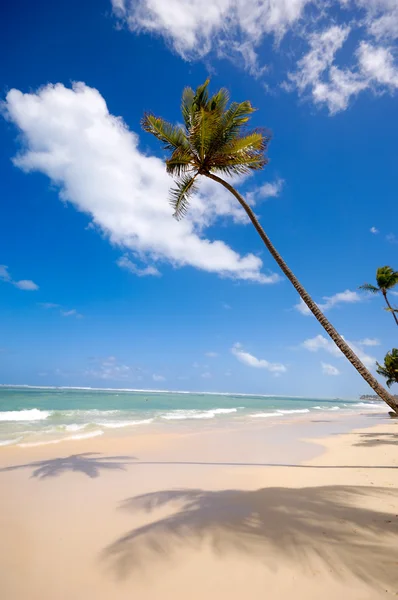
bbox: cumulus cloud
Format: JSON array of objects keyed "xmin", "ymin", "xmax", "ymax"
[
  {"xmin": 60, "ymin": 309, "xmax": 82, "ymax": 318},
  {"xmin": 38, "ymin": 302, "xmax": 60, "ymax": 309},
  {"xmin": 3, "ymin": 83, "xmax": 280, "ymax": 284},
  {"xmin": 112, "ymin": 0, "xmax": 310, "ymax": 59},
  {"xmin": 0, "ymin": 265, "xmax": 38, "ymax": 291},
  {"xmin": 294, "ymin": 289, "xmax": 362, "ymax": 315},
  {"xmin": 321, "ymin": 362, "xmax": 340, "ymax": 376},
  {"xmin": 111, "ymin": 1, "xmax": 398, "ymax": 113},
  {"xmin": 152, "ymin": 374, "xmax": 166, "ymax": 381},
  {"xmin": 246, "ymin": 178, "xmax": 284, "ymax": 206},
  {"xmin": 302, "ymin": 334, "xmax": 376, "ymax": 369},
  {"xmin": 84, "ymin": 356, "xmax": 139, "ymax": 381},
  {"xmin": 231, "ymin": 342, "xmax": 287, "ymax": 374},
  {"xmin": 117, "ymin": 255, "xmax": 161, "ymax": 277},
  {"xmin": 370, "ymin": 226, "xmax": 379, "ymax": 234},
  {"xmin": 358, "ymin": 337, "xmax": 380, "ymax": 346}
]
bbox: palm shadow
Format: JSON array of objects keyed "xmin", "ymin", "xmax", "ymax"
[
  {"xmin": 103, "ymin": 485, "xmax": 398, "ymax": 590},
  {"xmin": 0, "ymin": 453, "xmax": 137, "ymax": 479},
  {"xmin": 354, "ymin": 432, "xmax": 398, "ymax": 448}
]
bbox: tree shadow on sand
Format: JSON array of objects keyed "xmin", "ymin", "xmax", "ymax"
[
  {"xmin": 354, "ymin": 432, "xmax": 398, "ymax": 449},
  {"xmin": 0, "ymin": 453, "xmax": 137, "ymax": 479},
  {"xmin": 103, "ymin": 485, "xmax": 398, "ymax": 590}
]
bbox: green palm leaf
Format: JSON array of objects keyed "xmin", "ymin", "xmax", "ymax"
[
  {"xmin": 359, "ymin": 283, "xmax": 380, "ymax": 294},
  {"xmin": 169, "ymin": 174, "xmax": 198, "ymax": 220},
  {"xmin": 141, "ymin": 114, "xmax": 187, "ymax": 151}
]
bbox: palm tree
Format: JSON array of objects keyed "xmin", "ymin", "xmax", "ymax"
[
  {"xmin": 359, "ymin": 266, "xmax": 398, "ymax": 327},
  {"xmin": 376, "ymin": 349, "xmax": 398, "ymax": 388},
  {"xmin": 142, "ymin": 80, "xmax": 398, "ymax": 413}
]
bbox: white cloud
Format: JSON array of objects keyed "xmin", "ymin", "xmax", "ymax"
[
  {"xmin": 246, "ymin": 178, "xmax": 284, "ymax": 206},
  {"xmin": 152, "ymin": 374, "xmax": 166, "ymax": 381},
  {"xmin": 39, "ymin": 302, "xmax": 60, "ymax": 309},
  {"xmin": 112, "ymin": 1, "xmax": 398, "ymax": 113},
  {"xmin": 222, "ymin": 302, "xmax": 232, "ymax": 310},
  {"xmin": 294, "ymin": 289, "xmax": 362, "ymax": 315},
  {"xmin": 289, "ymin": 25, "xmax": 350, "ymax": 94},
  {"xmin": 302, "ymin": 334, "xmax": 376, "ymax": 369},
  {"xmin": 60, "ymin": 309, "xmax": 82, "ymax": 318},
  {"xmin": 370, "ymin": 226, "xmax": 379, "ymax": 234},
  {"xmin": 205, "ymin": 351, "xmax": 218, "ymax": 357},
  {"xmin": 0, "ymin": 265, "xmax": 11, "ymax": 282},
  {"xmin": 321, "ymin": 362, "xmax": 340, "ymax": 376},
  {"xmin": 391, "ymin": 291, "xmax": 398, "ymax": 297},
  {"xmin": 386, "ymin": 233, "xmax": 398, "ymax": 244},
  {"xmin": 231, "ymin": 342, "xmax": 287, "ymax": 374},
  {"xmin": 201, "ymin": 371, "xmax": 212, "ymax": 379},
  {"xmin": 13, "ymin": 279, "xmax": 39, "ymax": 290},
  {"xmin": 112, "ymin": 0, "xmax": 311, "ymax": 59},
  {"xmin": 84, "ymin": 356, "xmax": 139, "ymax": 380},
  {"xmin": 0, "ymin": 265, "xmax": 39, "ymax": 291},
  {"xmin": 358, "ymin": 338, "xmax": 380, "ymax": 346},
  {"xmin": 117, "ymin": 255, "xmax": 160, "ymax": 277},
  {"xmin": 3, "ymin": 83, "xmax": 279, "ymax": 284}
]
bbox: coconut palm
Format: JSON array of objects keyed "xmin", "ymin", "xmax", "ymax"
[
  {"xmin": 359, "ymin": 266, "xmax": 398, "ymax": 327},
  {"xmin": 141, "ymin": 80, "xmax": 398, "ymax": 413},
  {"xmin": 376, "ymin": 349, "xmax": 398, "ymax": 388}
]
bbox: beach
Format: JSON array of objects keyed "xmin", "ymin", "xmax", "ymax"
[{"xmin": 0, "ymin": 408, "xmax": 397, "ymax": 600}]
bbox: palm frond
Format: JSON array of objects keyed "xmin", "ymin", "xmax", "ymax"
[
  {"xmin": 210, "ymin": 150, "xmax": 268, "ymax": 174},
  {"xmin": 376, "ymin": 266, "xmax": 398, "ymax": 291},
  {"xmin": 359, "ymin": 283, "xmax": 380, "ymax": 294},
  {"xmin": 141, "ymin": 114, "xmax": 187, "ymax": 151},
  {"xmin": 221, "ymin": 101, "xmax": 256, "ymax": 141},
  {"xmin": 219, "ymin": 130, "xmax": 269, "ymax": 155},
  {"xmin": 181, "ymin": 86, "xmax": 195, "ymax": 131},
  {"xmin": 169, "ymin": 174, "xmax": 198, "ymax": 220},
  {"xmin": 189, "ymin": 107, "xmax": 220, "ymax": 161},
  {"xmin": 166, "ymin": 147, "xmax": 194, "ymax": 177},
  {"xmin": 208, "ymin": 87, "xmax": 230, "ymax": 113},
  {"xmin": 192, "ymin": 79, "xmax": 210, "ymax": 111}
]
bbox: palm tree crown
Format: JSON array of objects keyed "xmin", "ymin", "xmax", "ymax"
[
  {"xmin": 359, "ymin": 266, "xmax": 398, "ymax": 326},
  {"xmin": 359, "ymin": 266, "xmax": 398, "ymax": 294},
  {"xmin": 376, "ymin": 348, "xmax": 398, "ymax": 388},
  {"xmin": 141, "ymin": 79, "xmax": 269, "ymax": 219}
]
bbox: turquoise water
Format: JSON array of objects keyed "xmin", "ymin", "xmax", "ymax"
[{"xmin": 0, "ymin": 386, "xmax": 383, "ymax": 447}]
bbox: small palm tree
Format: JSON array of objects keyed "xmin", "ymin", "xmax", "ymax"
[
  {"xmin": 142, "ymin": 80, "xmax": 398, "ymax": 413},
  {"xmin": 376, "ymin": 349, "xmax": 398, "ymax": 388},
  {"xmin": 359, "ymin": 266, "xmax": 398, "ymax": 327}
]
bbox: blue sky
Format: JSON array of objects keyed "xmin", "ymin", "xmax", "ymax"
[{"xmin": 0, "ymin": 0, "xmax": 397, "ymax": 397}]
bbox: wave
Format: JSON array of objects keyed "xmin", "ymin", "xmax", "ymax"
[
  {"xmin": 161, "ymin": 407, "xmax": 238, "ymax": 420},
  {"xmin": 250, "ymin": 412, "xmax": 283, "ymax": 418},
  {"xmin": 0, "ymin": 408, "xmax": 51, "ymax": 422},
  {"xmin": 98, "ymin": 419, "xmax": 154, "ymax": 428},
  {"xmin": 18, "ymin": 430, "xmax": 104, "ymax": 447},
  {"xmin": 277, "ymin": 409, "xmax": 310, "ymax": 415},
  {"xmin": 0, "ymin": 437, "xmax": 23, "ymax": 446}
]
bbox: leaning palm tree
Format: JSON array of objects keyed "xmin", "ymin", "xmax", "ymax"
[
  {"xmin": 142, "ymin": 80, "xmax": 398, "ymax": 413},
  {"xmin": 376, "ymin": 349, "xmax": 398, "ymax": 388},
  {"xmin": 359, "ymin": 266, "xmax": 398, "ymax": 327}
]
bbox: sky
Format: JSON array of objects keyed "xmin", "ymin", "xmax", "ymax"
[{"xmin": 0, "ymin": 0, "xmax": 397, "ymax": 397}]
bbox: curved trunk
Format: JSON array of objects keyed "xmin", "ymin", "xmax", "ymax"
[
  {"xmin": 205, "ymin": 172, "xmax": 398, "ymax": 413},
  {"xmin": 382, "ymin": 291, "xmax": 398, "ymax": 327}
]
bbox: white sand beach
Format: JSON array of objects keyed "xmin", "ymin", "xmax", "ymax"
[{"xmin": 0, "ymin": 415, "xmax": 397, "ymax": 600}]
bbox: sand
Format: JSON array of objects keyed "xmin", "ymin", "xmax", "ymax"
[{"xmin": 0, "ymin": 416, "xmax": 397, "ymax": 600}]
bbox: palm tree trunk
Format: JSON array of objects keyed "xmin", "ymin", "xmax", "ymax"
[
  {"xmin": 382, "ymin": 291, "xmax": 398, "ymax": 327},
  {"xmin": 205, "ymin": 172, "xmax": 398, "ymax": 413}
]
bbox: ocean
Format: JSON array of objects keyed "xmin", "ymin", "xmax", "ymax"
[{"xmin": 0, "ymin": 385, "xmax": 384, "ymax": 447}]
